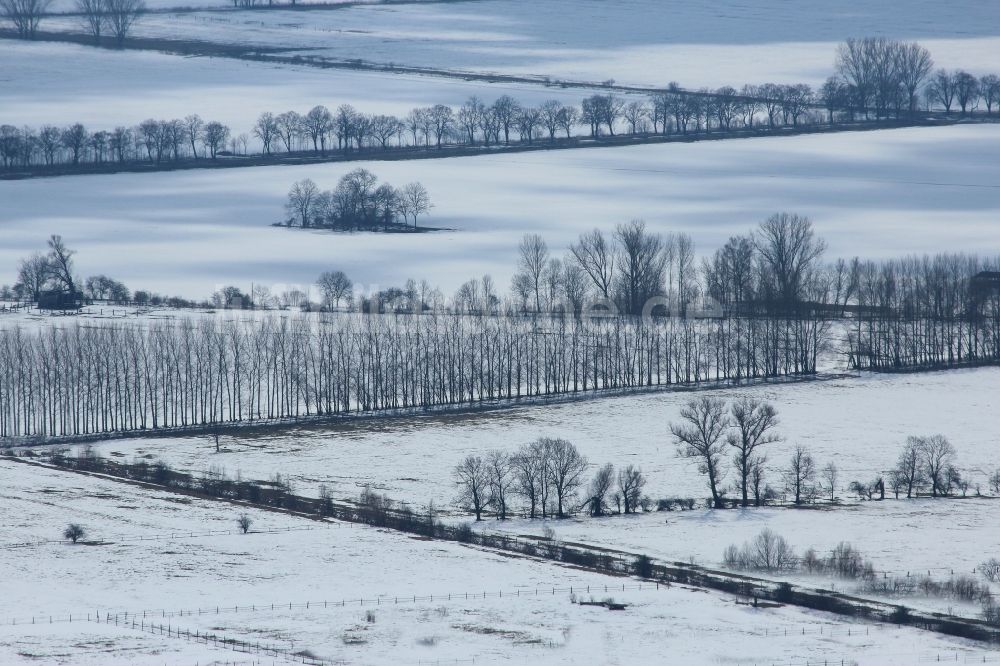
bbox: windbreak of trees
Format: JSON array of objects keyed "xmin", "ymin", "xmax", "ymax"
[
  {"xmin": 845, "ymin": 254, "xmax": 1000, "ymax": 370},
  {"xmin": 0, "ymin": 309, "xmax": 830, "ymax": 439},
  {"xmin": 4, "ymin": 38, "xmax": 996, "ymax": 173},
  {"xmin": 284, "ymin": 170, "xmax": 432, "ymax": 230}
]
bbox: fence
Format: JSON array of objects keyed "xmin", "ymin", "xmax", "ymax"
[
  {"xmin": 8, "ymin": 583, "xmax": 1000, "ymax": 665},
  {"xmin": 9, "ymin": 453, "xmax": 1000, "ymax": 647}
]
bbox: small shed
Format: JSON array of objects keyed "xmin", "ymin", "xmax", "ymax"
[{"xmin": 37, "ymin": 290, "xmax": 83, "ymax": 311}]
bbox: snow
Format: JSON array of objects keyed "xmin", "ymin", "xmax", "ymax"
[
  {"xmin": 39, "ymin": 366, "xmax": 1000, "ymax": 621},
  {"xmin": 3, "ymin": 459, "xmax": 987, "ymax": 665},
  {"xmin": 472, "ymin": 499, "xmax": 1000, "ymax": 619},
  {"xmin": 37, "ymin": 0, "xmax": 1000, "ymax": 87},
  {"xmin": 2, "ymin": 124, "xmax": 999, "ymax": 299},
  {"xmin": 0, "ymin": 40, "xmax": 601, "ymax": 130},
  {"xmin": 67, "ymin": 366, "xmax": 1000, "ymax": 507}
]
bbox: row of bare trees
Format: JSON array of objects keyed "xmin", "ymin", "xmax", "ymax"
[
  {"xmin": 0, "ymin": 308, "xmax": 831, "ymax": 439},
  {"xmin": 8, "ymin": 37, "xmax": 997, "ymax": 172},
  {"xmin": 454, "ymin": 439, "xmax": 649, "ymax": 521},
  {"xmin": 845, "ymin": 254, "xmax": 1000, "ymax": 370},
  {"xmin": 0, "ymin": 116, "xmax": 234, "ymax": 170},
  {"xmin": 0, "ymin": 0, "xmax": 142, "ymax": 40}
]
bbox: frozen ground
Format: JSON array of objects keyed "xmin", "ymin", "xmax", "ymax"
[
  {"xmin": 4, "ymin": 460, "xmax": 989, "ymax": 665},
  {"xmin": 38, "ymin": 0, "xmax": 1000, "ymax": 87},
  {"xmin": 2, "ymin": 124, "xmax": 999, "ymax": 298},
  {"xmin": 0, "ymin": 40, "xmax": 601, "ymax": 131},
  {"xmin": 71, "ymin": 366, "xmax": 1000, "ymax": 512}
]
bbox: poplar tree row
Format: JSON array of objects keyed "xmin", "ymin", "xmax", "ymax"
[{"xmin": 0, "ymin": 313, "xmax": 826, "ymax": 439}]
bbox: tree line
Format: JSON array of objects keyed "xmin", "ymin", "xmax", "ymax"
[
  {"xmin": 4, "ymin": 38, "xmax": 997, "ymax": 172},
  {"xmin": 0, "ymin": 308, "xmax": 831, "ymax": 439}
]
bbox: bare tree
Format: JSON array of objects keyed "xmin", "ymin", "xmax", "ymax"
[
  {"xmin": 821, "ymin": 461, "xmax": 839, "ymax": 502},
  {"xmin": 253, "ymin": 112, "xmax": 279, "ymax": 155},
  {"xmin": 926, "ymin": 69, "xmax": 956, "ymax": 112},
  {"xmin": 953, "ymin": 70, "xmax": 980, "ymax": 115},
  {"xmin": 399, "ymin": 182, "xmax": 432, "ymax": 227},
  {"xmin": 454, "ymin": 454, "xmax": 489, "ymax": 520},
  {"xmin": 491, "ymin": 95, "xmax": 521, "ymax": 145},
  {"xmin": 569, "ymin": 229, "xmax": 615, "ymax": 300},
  {"xmin": 512, "ymin": 441, "xmax": 548, "ymax": 519},
  {"xmin": 614, "ymin": 219, "xmax": 666, "ymax": 316},
  {"xmin": 545, "ymin": 438, "xmax": 587, "ymax": 517},
  {"xmin": 919, "ymin": 434, "xmax": 956, "ymax": 497},
  {"xmin": 586, "ymin": 463, "xmax": 614, "ymax": 516},
  {"xmin": 895, "ymin": 42, "xmax": 934, "ymax": 113},
  {"xmin": 485, "ymin": 449, "xmax": 514, "ymax": 520},
  {"xmin": 201, "ymin": 121, "xmax": 229, "ymax": 159},
  {"xmin": 727, "ymin": 398, "xmax": 780, "ymax": 507},
  {"xmin": 103, "ymin": 0, "xmax": 144, "ymax": 46},
  {"xmin": 894, "ymin": 437, "xmax": 925, "ymax": 498},
  {"xmin": 182, "ymin": 114, "xmax": 203, "ymax": 158},
  {"xmin": 63, "ymin": 523, "xmax": 86, "ymax": 543},
  {"xmin": 516, "ymin": 233, "xmax": 549, "ymax": 313},
  {"xmin": 285, "ymin": 178, "xmax": 319, "ymax": 227},
  {"xmin": 754, "ymin": 212, "xmax": 826, "ymax": 307},
  {"xmin": 981, "ymin": 74, "xmax": 1000, "ymax": 114},
  {"xmin": 622, "ymin": 101, "xmax": 649, "ymax": 134},
  {"xmin": 749, "ymin": 456, "xmax": 768, "ymax": 507},
  {"xmin": 46, "ymin": 234, "xmax": 78, "ymax": 295},
  {"xmin": 275, "ymin": 111, "xmax": 301, "ymax": 152},
  {"xmin": 671, "ymin": 397, "xmax": 729, "ymax": 508},
  {"xmin": 76, "ymin": 0, "xmax": 105, "ymax": 42},
  {"xmin": 237, "ymin": 513, "xmax": 253, "ymax": 533},
  {"xmin": 784, "ymin": 445, "xmax": 815, "ymax": 505},
  {"xmin": 15, "ymin": 252, "xmax": 49, "ymax": 300},
  {"xmin": 316, "ymin": 270, "xmax": 352, "ymax": 309},
  {"xmin": 616, "ymin": 465, "xmax": 646, "ymax": 514}
]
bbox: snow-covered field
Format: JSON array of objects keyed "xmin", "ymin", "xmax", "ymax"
[
  {"xmin": 38, "ymin": 0, "xmax": 1000, "ymax": 86},
  {"xmin": 44, "ymin": 366, "xmax": 1000, "ymax": 621},
  {"xmin": 474, "ymin": 499, "xmax": 1000, "ymax": 619},
  {"xmin": 70, "ymin": 367, "xmax": 1000, "ymax": 511},
  {"xmin": 0, "ymin": 40, "xmax": 600, "ymax": 130},
  {"xmin": 3, "ymin": 124, "xmax": 999, "ymax": 299},
  {"xmin": 5, "ymin": 460, "xmax": 988, "ymax": 665}
]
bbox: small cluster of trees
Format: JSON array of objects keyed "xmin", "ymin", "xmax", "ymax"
[
  {"xmin": 882, "ymin": 435, "xmax": 966, "ymax": 499},
  {"xmin": 284, "ymin": 170, "xmax": 431, "ymax": 231},
  {"xmin": 505, "ymin": 212, "xmax": 831, "ymax": 320},
  {"xmin": 1, "ymin": 0, "xmax": 143, "ymax": 40},
  {"xmin": 453, "ymin": 438, "xmax": 650, "ymax": 520},
  {"xmin": 10, "ymin": 235, "xmax": 85, "ymax": 306},
  {"xmin": 670, "ymin": 396, "xmax": 781, "ymax": 508},
  {"xmin": 0, "ymin": 0, "xmax": 50, "ymax": 38},
  {"xmin": 6, "ymin": 235, "xmax": 136, "ymax": 307},
  {"xmin": 73, "ymin": 0, "xmax": 145, "ymax": 45}
]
